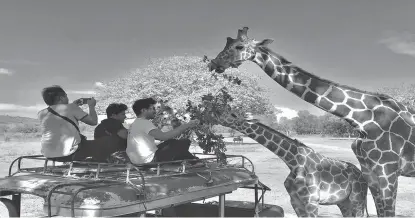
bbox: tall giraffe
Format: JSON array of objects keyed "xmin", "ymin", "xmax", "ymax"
[
  {"xmin": 208, "ymin": 27, "xmax": 415, "ymax": 217},
  {"xmin": 208, "ymin": 106, "xmax": 368, "ymax": 217}
]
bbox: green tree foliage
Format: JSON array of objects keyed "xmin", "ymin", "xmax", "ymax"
[{"xmin": 95, "ymin": 56, "xmax": 275, "ymax": 117}]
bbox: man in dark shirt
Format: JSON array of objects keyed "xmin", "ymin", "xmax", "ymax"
[{"xmin": 94, "ymin": 103, "xmax": 128, "ymax": 148}]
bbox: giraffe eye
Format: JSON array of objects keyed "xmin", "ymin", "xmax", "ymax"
[{"xmin": 235, "ymin": 45, "xmax": 244, "ymax": 50}]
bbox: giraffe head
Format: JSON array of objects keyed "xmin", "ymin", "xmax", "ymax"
[
  {"xmin": 207, "ymin": 103, "xmax": 255, "ymax": 129},
  {"xmin": 209, "ymin": 27, "xmax": 274, "ymax": 73}
]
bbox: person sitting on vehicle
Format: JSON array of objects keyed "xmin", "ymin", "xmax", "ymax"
[
  {"xmin": 126, "ymin": 97, "xmax": 200, "ymax": 165},
  {"xmin": 94, "ymin": 103, "xmax": 128, "ymax": 149},
  {"xmin": 38, "ymin": 85, "xmax": 125, "ymax": 162}
]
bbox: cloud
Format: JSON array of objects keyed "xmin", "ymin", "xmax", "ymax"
[
  {"xmin": 0, "ymin": 103, "xmax": 46, "ymax": 118},
  {"xmin": 274, "ymin": 106, "xmax": 298, "ymax": 121},
  {"xmin": 379, "ymin": 32, "xmax": 415, "ymax": 57},
  {"xmin": 67, "ymin": 90, "xmax": 96, "ymax": 95},
  {"xmin": 94, "ymin": 82, "xmax": 105, "ymax": 88},
  {"xmin": 0, "ymin": 68, "xmax": 13, "ymax": 75}
]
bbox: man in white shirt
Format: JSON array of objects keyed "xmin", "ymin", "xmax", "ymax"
[
  {"xmin": 38, "ymin": 85, "xmax": 125, "ymax": 162},
  {"xmin": 127, "ymin": 97, "xmax": 200, "ymax": 165}
]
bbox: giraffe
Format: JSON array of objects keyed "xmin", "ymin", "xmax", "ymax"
[
  {"xmin": 208, "ymin": 27, "xmax": 415, "ymax": 217},
  {"xmin": 208, "ymin": 105, "xmax": 368, "ymax": 217}
]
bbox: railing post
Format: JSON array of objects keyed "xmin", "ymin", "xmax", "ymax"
[
  {"xmin": 218, "ymin": 194, "xmax": 225, "ymax": 217},
  {"xmin": 11, "ymin": 193, "xmax": 21, "ymax": 217}
]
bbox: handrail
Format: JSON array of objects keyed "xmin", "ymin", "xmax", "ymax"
[
  {"xmin": 5, "ymin": 154, "xmax": 258, "ymax": 217},
  {"xmin": 7, "ymin": 153, "xmax": 256, "ymax": 181}
]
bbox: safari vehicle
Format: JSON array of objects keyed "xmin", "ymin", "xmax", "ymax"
[{"xmin": 0, "ymin": 154, "xmax": 284, "ymax": 217}]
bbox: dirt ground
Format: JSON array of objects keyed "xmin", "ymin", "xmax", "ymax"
[{"xmin": 0, "ymin": 136, "xmax": 414, "ymax": 217}]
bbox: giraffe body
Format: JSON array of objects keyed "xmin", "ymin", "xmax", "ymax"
[
  {"xmin": 210, "ymin": 108, "xmax": 368, "ymax": 217},
  {"xmin": 209, "ymin": 27, "xmax": 415, "ymax": 216}
]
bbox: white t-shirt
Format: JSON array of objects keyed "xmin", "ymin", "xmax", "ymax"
[
  {"xmin": 126, "ymin": 118, "xmax": 159, "ymax": 164},
  {"xmin": 38, "ymin": 103, "xmax": 88, "ymax": 158}
]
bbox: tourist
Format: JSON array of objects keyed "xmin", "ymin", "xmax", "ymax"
[
  {"xmin": 94, "ymin": 103, "xmax": 128, "ymax": 149},
  {"xmin": 38, "ymin": 85, "xmax": 125, "ymax": 162},
  {"xmin": 127, "ymin": 97, "xmax": 199, "ymax": 165}
]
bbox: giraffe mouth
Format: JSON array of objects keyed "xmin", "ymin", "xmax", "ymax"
[
  {"xmin": 208, "ymin": 60, "xmax": 226, "ymax": 73},
  {"xmin": 230, "ymin": 61, "xmax": 242, "ymax": 68}
]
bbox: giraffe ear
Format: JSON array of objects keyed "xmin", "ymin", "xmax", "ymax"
[
  {"xmin": 225, "ymin": 37, "xmax": 235, "ymax": 47},
  {"xmin": 256, "ymin": 39, "xmax": 274, "ymax": 47}
]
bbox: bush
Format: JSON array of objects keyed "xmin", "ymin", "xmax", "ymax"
[{"xmin": 4, "ymin": 123, "xmax": 40, "ymax": 134}]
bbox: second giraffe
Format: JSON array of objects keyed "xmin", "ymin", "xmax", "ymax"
[{"xmin": 209, "ymin": 106, "xmax": 368, "ymax": 217}]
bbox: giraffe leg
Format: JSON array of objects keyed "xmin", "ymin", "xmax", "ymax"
[
  {"xmin": 346, "ymin": 172, "xmax": 368, "ymax": 217},
  {"xmin": 337, "ymin": 199, "xmax": 353, "ymax": 217},
  {"xmin": 294, "ymin": 171, "xmax": 320, "ymax": 217},
  {"xmin": 285, "ymin": 173, "xmax": 307, "ymax": 217},
  {"xmin": 289, "ymin": 192, "xmax": 308, "ymax": 217},
  {"xmin": 351, "ymin": 140, "xmax": 389, "ymax": 217},
  {"xmin": 378, "ymin": 172, "xmax": 399, "ymax": 217}
]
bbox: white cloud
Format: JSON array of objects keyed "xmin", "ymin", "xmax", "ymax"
[
  {"xmin": 67, "ymin": 90, "xmax": 96, "ymax": 95},
  {"xmin": 0, "ymin": 68, "xmax": 13, "ymax": 75},
  {"xmin": 274, "ymin": 106, "xmax": 298, "ymax": 122},
  {"xmin": 94, "ymin": 82, "xmax": 105, "ymax": 88},
  {"xmin": 379, "ymin": 32, "xmax": 415, "ymax": 57}
]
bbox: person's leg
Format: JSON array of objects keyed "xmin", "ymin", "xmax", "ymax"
[
  {"xmin": 172, "ymin": 139, "xmax": 197, "ymax": 160},
  {"xmin": 154, "ymin": 139, "xmax": 196, "ymax": 162},
  {"xmin": 73, "ymin": 136, "xmax": 126, "ymax": 162},
  {"xmin": 153, "ymin": 139, "xmax": 176, "ymax": 162}
]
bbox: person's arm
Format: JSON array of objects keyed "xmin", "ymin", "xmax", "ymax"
[
  {"xmin": 117, "ymin": 128, "xmax": 128, "ymax": 139},
  {"xmin": 80, "ymin": 98, "xmax": 98, "ymax": 126},
  {"xmin": 149, "ymin": 120, "xmax": 199, "ymax": 141}
]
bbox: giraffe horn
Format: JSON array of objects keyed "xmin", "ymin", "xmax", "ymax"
[{"xmin": 237, "ymin": 27, "xmax": 249, "ymax": 40}]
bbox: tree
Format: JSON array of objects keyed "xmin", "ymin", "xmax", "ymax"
[
  {"xmin": 95, "ymin": 56, "xmax": 275, "ymax": 117},
  {"xmin": 274, "ymin": 117, "xmax": 294, "ymax": 136},
  {"xmin": 291, "ymin": 110, "xmax": 320, "ymax": 135},
  {"xmin": 319, "ymin": 113, "xmax": 356, "ymax": 137},
  {"xmin": 377, "ymin": 82, "xmax": 415, "ymax": 109}
]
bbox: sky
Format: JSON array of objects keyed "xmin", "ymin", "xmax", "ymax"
[{"xmin": 1, "ymin": 0, "xmax": 415, "ymax": 118}]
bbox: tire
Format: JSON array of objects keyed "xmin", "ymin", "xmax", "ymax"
[{"xmin": 0, "ymin": 198, "xmax": 19, "ymax": 217}]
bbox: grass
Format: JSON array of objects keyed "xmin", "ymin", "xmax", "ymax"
[{"xmin": 0, "ymin": 136, "xmax": 414, "ymax": 217}]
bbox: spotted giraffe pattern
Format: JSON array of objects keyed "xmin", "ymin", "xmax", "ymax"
[
  {"xmin": 209, "ymin": 107, "xmax": 368, "ymax": 217},
  {"xmin": 208, "ymin": 27, "xmax": 415, "ymax": 217}
]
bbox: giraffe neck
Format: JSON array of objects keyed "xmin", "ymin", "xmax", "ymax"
[
  {"xmin": 224, "ymin": 119, "xmax": 302, "ymax": 170},
  {"xmin": 251, "ymin": 46, "xmax": 381, "ymax": 127}
]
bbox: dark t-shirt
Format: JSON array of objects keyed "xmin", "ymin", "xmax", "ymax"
[{"xmin": 94, "ymin": 118, "xmax": 126, "ymax": 140}]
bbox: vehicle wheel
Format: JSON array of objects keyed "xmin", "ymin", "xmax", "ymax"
[{"xmin": 0, "ymin": 198, "xmax": 19, "ymax": 217}]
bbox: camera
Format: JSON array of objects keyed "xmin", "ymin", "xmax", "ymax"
[
  {"xmin": 81, "ymin": 98, "xmax": 92, "ymax": 104},
  {"xmin": 75, "ymin": 98, "xmax": 92, "ymax": 105}
]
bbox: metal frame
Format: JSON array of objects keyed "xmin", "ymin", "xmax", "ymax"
[{"xmin": 1, "ymin": 153, "xmax": 259, "ymax": 217}]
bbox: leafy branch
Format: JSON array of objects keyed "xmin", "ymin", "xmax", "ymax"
[{"xmin": 152, "ymin": 87, "xmax": 235, "ymax": 158}]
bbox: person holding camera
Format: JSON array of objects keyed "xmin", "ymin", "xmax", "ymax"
[{"xmin": 38, "ymin": 85, "xmax": 125, "ymax": 162}]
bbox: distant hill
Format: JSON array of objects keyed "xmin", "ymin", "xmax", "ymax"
[{"xmin": 0, "ymin": 115, "xmax": 38, "ymax": 125}]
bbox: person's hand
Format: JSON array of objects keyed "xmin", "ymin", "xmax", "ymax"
[
  {"xmin": 73, "ymin": 98, "xmax": 83, "ymax": 105},
  {"xmin": 87, "ymin": 97, "xmax": 97, "ymax": 107},
  {"xmin": 187, "ymin": 119, "xmax": 200, "ymax": 128}
]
